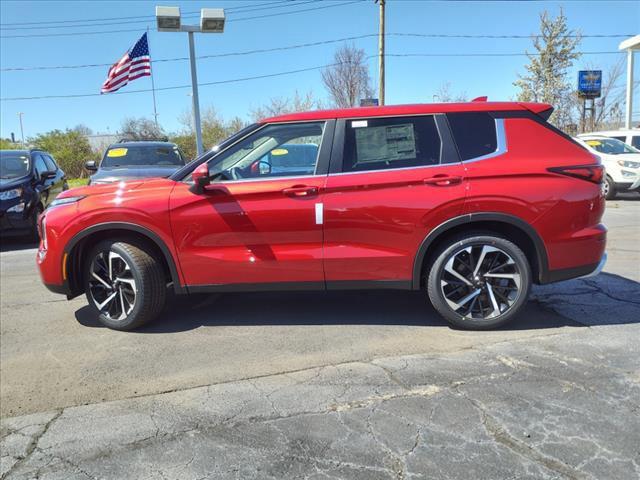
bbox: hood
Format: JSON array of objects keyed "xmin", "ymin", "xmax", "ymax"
[
  {"xmin": 0, "ymin": 175, "xmax": 30, "ymax": 190},
  {"xmin": 90, "ymin": 166, "xmax": 181, "ymax": 184},
  {"xmin": 57, "ymin": 178, "xmax": 174, "ymax": 200}
]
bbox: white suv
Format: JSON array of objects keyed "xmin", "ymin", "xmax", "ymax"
[
  {"xmin": 575, "ymin": 135, "xmax": 640, "ymax": 199},
  {"xmin": 580, "ymin": 129, "xmax": 640, "ymax": 150}
]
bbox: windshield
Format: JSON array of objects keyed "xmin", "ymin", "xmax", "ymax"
[
  {"xmin": 584, "ymin": 138, "xmax": 639, "ymax": 155},
  {"xmin": 0, "ymin": 152, "xmax": 31, "ymax": 179},
  {"xmin": 101, "ymin": 145, "xmax": 184, "ymax": 168}
]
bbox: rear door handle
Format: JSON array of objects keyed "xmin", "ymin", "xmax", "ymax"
[
  {"xmin": 282, "ymin": 185, "xmax": 319, "ymax": 197},
  {"xmin": 423, "ymin": 175, "xmax": 463, "ymax": 187}
]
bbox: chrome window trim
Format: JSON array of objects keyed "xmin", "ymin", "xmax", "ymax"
[
  {"xmin": 460, "ymin": 118, "xmax": 507, "ymax": 163},
  {"xmin": 327, "ymin": 163, "xmax": 445, "ymax": 177}
]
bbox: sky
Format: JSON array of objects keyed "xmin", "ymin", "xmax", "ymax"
[{"xmin": 0, "ymin": 0, "xmax": 638, "ymax": 140}]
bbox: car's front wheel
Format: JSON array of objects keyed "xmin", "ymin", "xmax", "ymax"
[
  {"xmin": 426, "ymin": 234, "xmax": 531, "ymax": 330},
  {"xmin": 84, "ymin": 240, "xmax": 166, "ymax": 330}
]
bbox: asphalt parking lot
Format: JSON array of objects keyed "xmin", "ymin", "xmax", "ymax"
[{"xmin": 1, "ymin": 195, "xmax": 639, "ymax": 479}]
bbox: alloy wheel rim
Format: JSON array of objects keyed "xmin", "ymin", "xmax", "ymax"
[
  {"xmin": 439, "ymin": 244, "xmax": 521, "ymax": 320},
  {"xmin": 603, "ymin": 181, "xmax": 610, "ymax": 196},
  {"xmin": 88, "ymin": 251, "xmax": 137, "ymax": 321}
]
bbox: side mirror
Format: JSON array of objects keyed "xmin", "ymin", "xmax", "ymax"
[
  {"xmin": 41, "ymin": 171, "xmax": 56, "ymax": 180},
  {"xmin": 190, "ymin": 163, "xmax": 211, "ymax": 194},
  {"xmin": 85, "ymin": 160, "xmax": 98, "ymax": 172}
]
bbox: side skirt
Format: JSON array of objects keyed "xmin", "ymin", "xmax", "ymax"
[{"xmin": 186, "ymin": 280, "xmax": 412, "ymax": 294}]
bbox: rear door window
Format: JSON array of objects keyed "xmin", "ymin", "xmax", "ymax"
[
  {"xmin": 342, "ymin": 115, "xmax": 441, "ymax": 172},
  {"xmin": 446, "ymin": 112, "xmax": 498, "ymax": 160},
  {"xmin": 631, "ymin": 136, "xmax": 640, "ymax": 149}
]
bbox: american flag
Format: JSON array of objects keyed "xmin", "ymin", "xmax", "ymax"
[{"xmin": 101, "ymin": 33, "xmax": 151, "ymax": 94}]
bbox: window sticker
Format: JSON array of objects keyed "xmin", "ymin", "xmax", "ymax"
[
  {"xmin": 351, "ymin": 120, "xmax": 368, "ymax": 128},
  {"xmin": 355, "ymin": 123, "xmax": 417, "ymax": 164},
  {"xmin": 107, "ymin": 148, "xmax": 128, "ymax": 157},
  {"xmin": 270, "ymin": 148, "xmax": 289, "ymax": 156}
]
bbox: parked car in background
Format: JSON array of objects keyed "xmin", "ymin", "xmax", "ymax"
[
  {"xmin": 86, "ymin": 141, "xmax": 187, "ymax": 185},
  {"xmin": 580, "ymin": 129, "xmax": 640, "ymax": 150},
  {"xmin": 1, "ymin": 149, "xmax": 67, "ymax": 241},
  {"xmin": 38, "ymin": 102, "xmax": 606, "ymax": 331},
  {"xmin": 575, "ymin": 135, "xmax": 640, "ymax": 199}
]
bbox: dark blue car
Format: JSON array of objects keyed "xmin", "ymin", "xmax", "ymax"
[{"xmin": 0, "ymin": 149, "xmax": 67, "ymax": 241}]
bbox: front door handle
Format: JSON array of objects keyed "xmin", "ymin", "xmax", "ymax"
[
  {"xmin": 423, "ymin": 175, "xmax": 463, "ymax": 187},
  {"xmin": 282, "ymin": 185, "xmax": 318, "ymax": 197}
]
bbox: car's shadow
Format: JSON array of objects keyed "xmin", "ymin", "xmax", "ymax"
[
  {"xmin": 75, "ymin": 272, "xmax": 640, "ymax": 333},
  {"xmin": 0, "ymin": 239, "xmax": 37, "ymax": 252}
]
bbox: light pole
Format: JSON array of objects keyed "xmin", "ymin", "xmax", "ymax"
[
  {"xmin": 156, "ymin": 6, "xmax": 225, "ymax": 156},
  {"xmin": 17, "ymin": 112, "xmax": 25, "ymax": 147}
]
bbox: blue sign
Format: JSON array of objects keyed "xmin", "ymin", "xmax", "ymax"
[
  {"xmin": 578, "ymin": 70, "xmax": 602, "ymax": 98},
  {"xmin": 360, "ymin": 98, "xmax": 379, "ymax": 107}
]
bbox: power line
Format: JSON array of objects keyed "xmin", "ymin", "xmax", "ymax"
[
  {"xmin": 0, "ymin": 50, "xmax": 625, "ymax": 102},
  {"xmin": 0, "ymin": 1, "xmax": 296, "ymax": 27},
  {"xmin": 0, "ymin": 0, "xmax": 317, "ymax": 30},
  {"xmin": 0, "ymin": 1, "xmax": 366, "ymax": 38},
  {"xmin": 1, "ymin": 32, "xmax": 631, "ymax": 72},
  {"xmin": 1, "ymin": 34, "xmax": 379, "ymax": 71}
]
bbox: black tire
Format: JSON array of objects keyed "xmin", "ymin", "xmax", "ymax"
[
  {"xmin": 27, "ymin": 205, "xmax": 43, "ymax": 243},
  {"xmin": 84, "ymin": 240, "xmax": 166, "ymax": 331},
  {"xmin": 604, "ymin": 175, "xmax": 616, "ymax": 200},
  {"xmin": 426, "ymin": 233, "xmax": 532, "ymax": 330}
]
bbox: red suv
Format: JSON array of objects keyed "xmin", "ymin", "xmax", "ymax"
[{"xmin": 37, "ymin": 102, "xmax": 606, "ymax": 331}]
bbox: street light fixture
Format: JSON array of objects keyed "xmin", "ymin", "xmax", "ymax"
[{"xmin": 155, "ymin": 6, "xmax": 225, "ymax": 156}]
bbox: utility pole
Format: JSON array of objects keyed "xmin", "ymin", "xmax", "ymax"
[
  {"xmin": 377, "ymin": 0, "xmax": 385, "ymax": 106},
  {"xmin": 187, "ymin": 30, "xmax": 204, "ymax": 156},
  {"xmin": 17, "ymin": 112, "xmax": 25, "ymax": 147}
]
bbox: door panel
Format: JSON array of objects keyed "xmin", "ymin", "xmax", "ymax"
[
  {"xmin": 322, "ymin": 115, "xmax": 466, "ymax": 284},
  {"xmin": 169, "ymin": 176, "xmax": 325, "ymax": 286},
  {"xmin": 323, "ymin": 165, "xmax": 466, "ymax": 283}
]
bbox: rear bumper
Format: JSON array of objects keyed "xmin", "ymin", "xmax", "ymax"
[
  {"xmin": 580, "ymin": 252, "xmax": 607, "ymax": 278},
  {"xmin": 541, "ymin": 252, "xmax": 606, "ymax": 284}
]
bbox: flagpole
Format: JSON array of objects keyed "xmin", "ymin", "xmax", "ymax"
[{"xmin": 146, "ymin": 27, "xmax": 160, "ymax": 128}]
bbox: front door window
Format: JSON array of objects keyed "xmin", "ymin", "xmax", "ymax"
[{"xmin": 207, "ymin": 122, "xmax": 325, "ymax": 181}]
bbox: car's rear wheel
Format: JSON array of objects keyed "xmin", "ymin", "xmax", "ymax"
[
  {"xmin": 603, "ymin": 175, "xmax": 616, "ymax": 200},
  {"xmin": 426, "ymin": 234, "xmax": 531, "ymax": 330},
  {"xmin": 84, "ymin": 240, "xmax": 166, "ymax": 331}
]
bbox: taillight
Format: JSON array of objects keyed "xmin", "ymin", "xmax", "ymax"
[{"xmin": 548, "ymin": 165, "xmax": 604, "ymax": 184}]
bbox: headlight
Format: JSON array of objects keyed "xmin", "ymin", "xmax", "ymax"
[
  {"xmin": 0, "ymin": 188, "xmax": 22, "ymax": 200},
  {"xmin": 48, "ymin": 196, "xmax": 85, "ymax": 209},
  {"xmin": 6, "ymin": 202, "xmax": 25, "ymax": 213},
  {"xmin": 617, "ymin": 160, "xmax": 640, "ymax": 169}
]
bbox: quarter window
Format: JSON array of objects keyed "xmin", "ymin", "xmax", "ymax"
[
  {"xmin": 342, "ymin": 115, "xmax": 441, "ymax": 173},
  {"xmin": 631, "ymin": 136, "xmax": 640, "ymax": 149},
  {"xmin": 447, "ymin": 112, "xmax": 498, "ymax": 161}
]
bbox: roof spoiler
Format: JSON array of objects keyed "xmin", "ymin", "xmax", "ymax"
[{"xmin": 519, "ymin": 102, "xmax": 554, "ymax": 121}]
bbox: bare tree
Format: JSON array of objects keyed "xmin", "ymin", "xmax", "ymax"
[
  {"xmin": 120, "ymin": 117, "xmax": 165, "ymax": 141},
  {"xmin": 250, "ymin": 90, "xmax": 322, "ymax": 121},
  {"xmin": 322, "ymin": 44, "xmax": 373, "ymax": 108},
  {"xmin": 514, "ymin": 10, "xmax": 581, "ymax": 130},
  {"xmin": 434, "ymin": 83, "xmax": 468, "ymax": 103}
]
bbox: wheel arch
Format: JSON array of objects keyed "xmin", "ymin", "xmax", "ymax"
[
  {"xmin": 64, "ymin": 222, "xmax": 185, "ymax": 298},
  {"xmin": 412, "ymin": 213, "xmax": 549, "ymax": 289}
]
